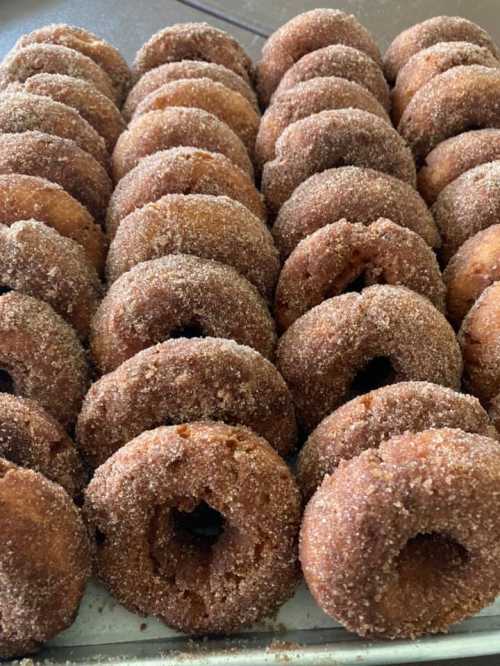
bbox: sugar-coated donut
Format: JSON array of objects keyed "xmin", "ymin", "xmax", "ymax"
[
  {"xmin": 275, "ymin": 219, "xmax": 445, "ymax": 331},
  {"xmin": 277, "ymin": 285, "xmax": 462, "ymax": 431},
  {"xmin": 107, "ymin": 194, "xmax": 279, "ymax": 301},
  {"xmin": 77, "ymin": 338, "xmax": 297, "ymax": 468},
  {"xmin": 84, "ymin": 422, "xmax": 301, "ymax": 634},
  {"xmin": 273, "ymin": 166, "xmax": 438, "ymax": 260},
  {"xmin": 106, "ymin": 147, "xmax": 265, "ymax": 239},
  {"xmin": 0, "ymin": 459, "xmax": 91, "ymax": 659},
  {"xmin": 301, "ymin": 428, "xmax": 500, "ymax": 638},
  {"xmin": 91, "ymin": 255, "xmax": 276, "ymax": 373},
  {"xmin": 112, "ymin": 107, "xmax": 253, "ymax": 182},
  {"xmin": 257, "ymin": 9, "xmax": 382, "ymax": 106},
  {"xmin": 298, "ymin": 382, "xmax": 497, "ymax": 501},
  {"xmin": 384, "ymin": 16, "xmax": 498, "ymax": 82}
]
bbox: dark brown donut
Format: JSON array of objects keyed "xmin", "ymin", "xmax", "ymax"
[
  {"xmin": 300, "ymin": 428, "xmax": 500, "ymax": 638},
  {"xmin": 277, "ymin": 285, "xmax": 462, "ymax": 431}
]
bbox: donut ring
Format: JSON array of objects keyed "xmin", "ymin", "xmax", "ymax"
[
  {"xmin": 0, "ymin": 459, "xmax": 91, "ymax": 659},
  {"xmin": 0, "ymin": 131, "xmax": 112, "ymax": 220},
  {"xmin": 112, "ymin": 107, "xmax": 253, "ymax": 182},
  {"xmin": 273, "ymin": 166, "xmax": 439, "ymax": 259},
  {"xmin": 0, "ymin": 292, "xmax": 88, "ymax": 429},
  {"xmin": 255, "ymin": 77, "xmax": 390, "ymax": 170},
  {"xmin": 257, "ymin": 9, "xmax": 382, "ymax": 106},
  {"xmin": 106, "ymin": 147, "xmax": 265, "ymax": 239},
  {"xmin": 275, "ymin": 219, "xmax": 445, "ymax": 331},
  {"xmin": 399, "ymin": 66, "xmax": 500, "ymax": 163},
  {"xmin": 392, "ymin": 42, "xmax": 500, "ymax": 124},
  {"xmin": 273, "ymin": 44, "xmax": 390, "ymax": 111},
  {"xmin": 84, "ymin": 422, "xmax": 300, "ymax": 635},
  {"xmin": 123, "ymin": 60, "xmax": 258, "ymax": 122},
  {"xmin": 0, "ymin": 44, "xmax": 116, "ymax": 102},
  {"xmin": 0, "ymin": 91, "xmax": 108, "ymax": 170},
  {"xmin": 298, "ymin": 382, "xmax": 497, "ymax": 501},
  {"xmin": 300, "ymin": 428, "xmax": 500, "ymax": 639},
  {"xmin": 0, "ymin": 394, "xmax": 85, "ymax": 498},
  {"xmin": 91, "ymin": 254, "xmax": 276, "ymax": 373},
  {"xmin": 106, "ymin": 194, "xmax": 279, "ymax": 301},
  {"xmin": 133, "ymin": 78, "xmax": 260, "ymax": 158},
  {"xmin": 77, "ymin": 338, "xmax": 297, "ymax": 468},
  {"xmin": 384, "ymin": 16, "xmax": 498, "ymax": 83},
  {"xmin": 277, "ymin": 285, "xmax": 462, "ymax": 431},
  {"xmin": 0, "ymin": 174, "xmax": 105, "ymax": 273},
  {"xmin": 263, "ymin": 109, "xmax": 416, "ymax": 215},
  {"xmin": 432, "ymin": 161, "xmax": 500, "ymax": 264},
  {"xmin": 16, "ymin": 23, "xmax": 130, "ymax": 102}
]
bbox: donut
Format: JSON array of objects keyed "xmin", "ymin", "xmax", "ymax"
[
  {"xmin": 297, "ymin": 381, "xmax": 497, "ymax": 501},
  {"xmin": 384, "ymin": 16, "xmax": 499, "ymax": 83},
  {"xmin": 15, "ymin": 23, "xmax": 130, "ymax": 102},
  {"xmin": 0, "ymin": 44, "xmax": 116, "ymax": 102},
  {"xmin": 91, "ymin": 254, "xmax": 276, "ymax": 373},
  {"xmin": 273, "ymin": 166, "xmax": 440, "ymax": 259},
  {"xmin": 262, "ymin": 109, "xmax": 416, "ymax": 215},
  {"xmin": 300, "ymin": 428, "xmax": 500, "ymax": 639},
  {"xmin": 84, "ymin": 422, "xmax": 300, "ymax": 634},
  {"xmin": 432, "ymin": 161, "xmax": 500, "ymax": 263},
  {"xmin": 106, "ymin": 194, "xmax": 279, "ymax": 301},
  {"xmin": 392, "ymin": 42, "xmax": 500, "ymax": 124},
  {"xmin": 255, "ymin": 77, "xmax": 390, "ymax": 170},
  {"xmin": 106, "ymin": 147, "xmax": 265, "ymax": 239},
  {"xmin": 0, "ymin": 131, "xmax": 112, "ymax": 220},
  {"xmin": 275, "ymin": 219, "xmax": 445, "ymax": 331},
  {"xmin": 0, "ymin": 174, "xmax": 105, "ymax": 273},
  {"xmin": 76, "ymin": 337, "xmax": 297, "ymax": 468},
  {"xmin": 133, "ymin": 78, "xmax": 260, "ymax": 158},
  {"xmin": 112, "ymin": 107, "xmax": 253, "ymax": 182},
  {"xmin": 418, "ymin": 129, "xmax": 500, "ymax": 204},
  {"xmin": 257, "ymin": 9, "xmax": 382, "ymax": 106},
  {"xmin": 0, "ymin": 91, "xmax": 108, "ymax": 170},
  {"xmin": 0, "ymin": 292, "xmax": 88, "ymax": 429},
  {"xmin": 123, "ymin": 60, "xmax": 258, "ymax": 122},
  {"xmin": 0, "ymin": 394, "xmax": 85, "ymax": 498},
  {"xmin": 273, "ymin": 44, "xmax": 390, "ymax": 111},
  {"xmin": 0, "ymin": 459, "xmax": 91, "ymax": 659},
  {"xmin": 398, "ymin": 66, "xmax": 500, "ymax": 163},
  {"xmin": 277, "ymin": 285, "xmax": 462, "ymax": 431}
]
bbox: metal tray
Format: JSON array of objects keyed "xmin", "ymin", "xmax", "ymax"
[{"xmin": 2, "ymin": 1, "xmax": 500, "ymax": 663}]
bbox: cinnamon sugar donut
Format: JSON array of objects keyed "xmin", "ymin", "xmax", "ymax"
[
  {"xmin": 0, "ymin": 131, "xmax": 112, "ymax": 220},
  {"xmin": 257, "ymin": 9, "xmax": 382, "ymax": 106},
  {"xmin": 133, "ymin": 78, "xmax": 260, "ymax": 158},
  {"xmin": 0, "ymin": 459, "xmax": 91, "ymax": 659},
  {"xmin": 91, "ymin": 255, "xmax": 276, "ymax": 373},
  {"xmin": 123, "ymin": 60, "xmax": 258, "ymax": 122},
  {"xmin": 384, "ymin": 16, "xmax": 498, "ymax": 83},
  {"xmin": 84, "ymin": 422, "xmax": 300, "ymax": 635},
  {"xmin": 0, "ymin": 174, "xmax": 105, "ymax": 273},
  {"xmin": 106, "ymin": 194, "xmax": 279, "ymax": 301},
  {"xmin": 255, "ymin": 77, "xmax": 390, "ymax": 169},
  {"xmin": 273, "ymin": 44, "xmax": 390, "ymax": 111},
  {"xmin": 275, "ymin": 219, "xmax": 445, "ymax": 331},
  {"xmin": 277, "ymin": 285, "xmax": 462, "ymax": 431},
  {"xmin": 263, "ymin": 109, "xmax": 416, "ymax": 215},
  {"xmin": 399, "ymin": 66, "xmax": 500, "ymax": 163},
  {"xmin": 273, "ymin": 167, "xmax": 439, "ymax": 259},
  {"xmin": 106, "ymin": 147, "xmax": 265, "ymax": 239},
  {"xmin": 77, "ymin": 338, "xmax": 297, "ymax": 468},
  {"xmin": 392, "ymin": 42, "xmax": 500, "ymax": 124},
  {"xmin": 0, "ymin": 394, "xmax": 85, "ymax": 498},
  {"xmin": 112, "ymin": 107, "xmax": 253, "ymax": 182},
  {"xmin": 298, "ymin": 382, "xmax": 496, "ymax": 501},
  {"xmin": 300, "ymin": 428, "xmax": 500, "ymax": 639}
]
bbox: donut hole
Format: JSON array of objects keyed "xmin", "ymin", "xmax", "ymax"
[
  {"xmin": 350, "ymin": 356, "xmax": 395, "ymax": 396},
  {"xmin": 172, "ymin": 501, "xmax": 225, "ymax": 548},
  {"xmin": 0, "ymin": 369, "xmax": 15, "ymax": 395},
  {"xmin": 95, "ymin": 528, "xmax": 107, "ymax": 546},
  {"xmin": 397, "ymin": 532, "xmax": 469, "ymax": 587},
  {"xmin": 0, "ymin": 285, "xmax": 12, "ymax": 296},
  {"xmin": 342, "ymin": 271, "xmax": 368, "ymax": 294},
  {"xmin": 169, "ymin": 318, "xmax": 205, "ymax": 340}
]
